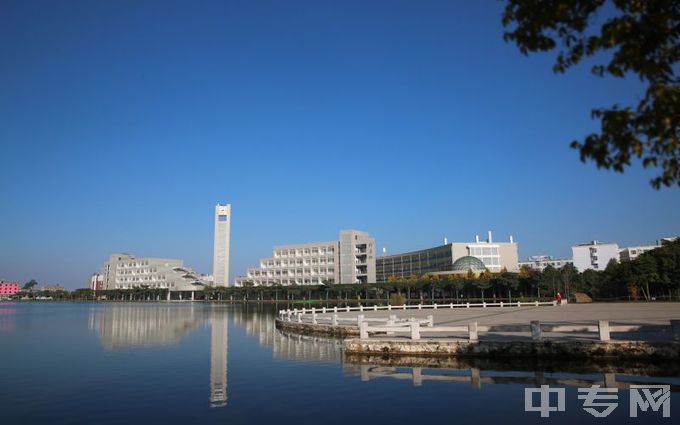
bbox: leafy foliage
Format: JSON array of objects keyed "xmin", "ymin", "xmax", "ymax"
[{"xmin": 502, "ymin": 0, "xmax": 680, "ymax": 188}]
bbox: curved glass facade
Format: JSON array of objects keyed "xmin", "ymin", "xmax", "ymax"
[{"xmin": 451, "ymin": 255, "xmax": 487, "ymax": 272}]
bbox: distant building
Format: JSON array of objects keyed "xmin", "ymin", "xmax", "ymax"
[
  {"xmin": 212, "ymin": 203, "xmax": 231, "ymax": 287},
  {"xmin": 101, "ymin": 253, "xmax": 206, "ymax": 291},
  {"xmin": 42, "ymin": 284, "xmax": 65, "ymax": 292},
  {"xmin": 89, "ymin": 273, "xmax": 104, "ymax": 291},
  {"xmin": 619, "ymin": 244, "xmax": 659, "ymax": 262},
  {"xmin": 0, "ymin": 281, "xmax": 19, "ymax": 296},
  {"xmin": 377, "ymin": 231, "xmax": 519, "ymax": 282},
  {"xmin": 571, "ymin": 241, "xmax": 620, "ymax": 272},
  {"xmin": 658, "ymin": 236, "xmax": 678, "ymax": 245},
  {"xmin": 518, "ymin": 255, "xmax": 573, "ymax": 271},
  {"xmin": 234, "ymin": 230, "xmax": 376, "ymax": 286}
]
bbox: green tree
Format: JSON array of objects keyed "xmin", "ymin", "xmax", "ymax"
[
  {"xmin": 502, "ymin": 0, "xmax": 679, "ymax": 188},
  {"xmin": 22, "ymin": 279, "xmax": 38, "ymax": 290}
]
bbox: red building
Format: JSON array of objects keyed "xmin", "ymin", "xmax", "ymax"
[{"xmin": 0, "ymin": 281, "xmax": 20, "ymax": 296}]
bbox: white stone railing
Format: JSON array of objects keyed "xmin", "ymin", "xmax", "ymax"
[
  {"xmin": 278, "ymin": 300, "xmax": 557, "ymax": 322},
  {"xmin": 357, "ymin": 319, "xmax": 680, "ymax": 342}
]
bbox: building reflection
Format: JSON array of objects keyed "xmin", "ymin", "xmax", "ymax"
[
  {"xmin": 91, "ymin": 304, "xmax": 205, "ymax": 350},
  {"xmin": 210, "ymin": 306, "xmax": 228, "ymax": 407},
  {"xmin": 90, "ymin": 304, "xmax": 229, "ymax": 408},
  {"xmin": 232, "ymin": 306, "xmax": 343, "ymax": 364}
]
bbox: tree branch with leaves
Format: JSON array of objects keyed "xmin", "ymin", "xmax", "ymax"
[{"xmin": 502, "ymin": 0, "xmax": 679, "ymax": 188}]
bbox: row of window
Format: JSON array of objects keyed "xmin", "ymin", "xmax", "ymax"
[
  {"xmin": 273, "ymin": 246, "xmax": 335, "ymax": 257},
  {"xmin": 261, "ymin": 257, "xmax": 335, "ymax": 268},
  {"xmin": 116, "ymin": 275, "xmax": 167, "ymax": 283},
  {"xmin": 248, "ymin": 268, "xmax": 335, "ymax": 277},
  {"xmin": 238, "ymin": 278, "xmax": 334, "ymax": 286},
  {"xmin": 114, "ymin": 282, "xmax": 175, "ymax": 289},
  {"xmin": 116, "ymin": 268, "xmax": 158, "ymax": 275}
]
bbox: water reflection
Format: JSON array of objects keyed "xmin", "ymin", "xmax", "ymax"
[
  {"xmin": 91, "ymin": 304, "xmax": 205, "ymax": 350},
  {"xmin": 87, "ymin": 303, "xmax": 680, "ymax": 409},
  {"xmin": 210, "ymin": 306, "xmax": 228, "ymax": 407},
  {"xmin": 342, "ymin": 355, "xmax": 680, "ymax": 391},
  {"xmin": 89, "ymin": 304, "xmax": 230, "ymax": 408},
  {"xmin": 232, "ymin": 306, "xmax": 343, "ymax": 364}
]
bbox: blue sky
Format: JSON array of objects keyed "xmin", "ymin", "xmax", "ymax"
[{"xmin": 1, "ymin": 0, "xmax": 678, "ymax": 288}]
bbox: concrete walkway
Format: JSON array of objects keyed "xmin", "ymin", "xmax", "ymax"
[{"xmin": 329, "ymin": 302, "xmax": 680, "ymax": 341}]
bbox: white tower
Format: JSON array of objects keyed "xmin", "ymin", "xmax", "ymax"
[{"xmin": 212, "ymin": 203, "xmax": 231, "ymax": 286}]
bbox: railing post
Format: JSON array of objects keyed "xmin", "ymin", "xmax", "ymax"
[
  {"xmin": 346, "ymin": 306, "xmax": 350, "ymax": 312},
  {"xmin": 332, "ymin": 314, "xmax": 338, "ymax": 326},
  {"xmin": 403, "ymin": 304, "xmax": 406, "ymax": 310},
  {"xmin": 297, "ymin": 313, "xmax": 302, "ymax": 323},
  {"xmin": 466, "ymin": 302, "xmax": 470, "ymax": 308},
  {"xmin": 530, "ymin": 321, "xmax": 541, "ymax": 340},
  {"xmin": 312, "ymin": 313, "xmax": 317, "ymax": 325},
  {"xmin": 373, "ymin": 305, "xmax": 377, "ymax": 311},
  {"xmin": 360, "ymin": 321, "xmax": 369, "ymax": 339},
  {"xmin": 302, "ymin": 308, "xmax": 306, "ymax": 314},
  {"xmin": 434, "ymin": 303, "xmax": 438, "ymax": 310},
  {"xmin": 359, "ymin": 305, "xmax": 364, "ymax": 312},
  {"xmin": 517, "ymin": 301, "xmax": 521, "ymax": 307},
  {"xmin": 410, "ymin": 321, "xmax": 420, "ymax": 340},
  {"xmin": 500, "ymin": 301, "xmax": 504, "ymax": 308},
  {"xmin": 418, "ymin": 304, "xmax": 422, "ymax": 310},
  {"xmin": 535, "ymin": 300, "xmax": 539, "ymax": 307},
  {"xmin": 483, "ymin": 302, "xmax": 486, "ymax": 308},
  {"xmin": 322, "ymin": 307, "xmax": 326, "ymax": 313},
  {"xmin": 333, "ymin": 306, "xmax": 338, "ymax": 313},
  {"xmin": 598, "ymin": 320, "xmax": 611, "ymax": 341},
  {"xmin": 388, "ymin": 305, "xmax": 392, "ymax": 311},
  {"xmin": 427, "ymin": 315, "xmax": 433, "ymax": 327},
  {"xmin": 357, "ymin": 314, "xmax": 364, "ymax": 326},
  {"xmin": 672, "ymin": 320, "xmax": 680, "ymax": 341},
  {"xmin": 468, "ymin": 321, "xmax": 478, "ymax": 341},
  {"xmin": 449, "ymin": 303, "xmax": 453, "ymax": 309}
]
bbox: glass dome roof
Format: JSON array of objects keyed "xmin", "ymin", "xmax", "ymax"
[{"xmin": 451, "ymin": 256, "xmax": 487, "ymax": 272}]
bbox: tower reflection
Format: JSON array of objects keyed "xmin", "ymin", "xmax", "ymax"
[{"xmin": 209, "ymin": 306, "xmax": 228, "ymax": 407}]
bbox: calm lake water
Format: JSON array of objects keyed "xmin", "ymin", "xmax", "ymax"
[{"xmin": 1, "ymin": 302, "xmax": 678, "ymax": 425}]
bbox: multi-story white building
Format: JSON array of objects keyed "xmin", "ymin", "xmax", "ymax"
[
  {"xmin": 518, "ymin": 255, "xmax": 573, "ymax": 271},
  {"xmin": 101, "ymin": 253, "xmax": 207, "ymax": 291},
  {"xmin": 571, "ymin": 241, "xmax": 620, "ymax": 272},
  {"xmin": 234, "ymin": 230, "xmax": 376, "ymax": 286},
  {"xmin": 212, "ymin": 203, "xmax": 231, "ymax": 287}
]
